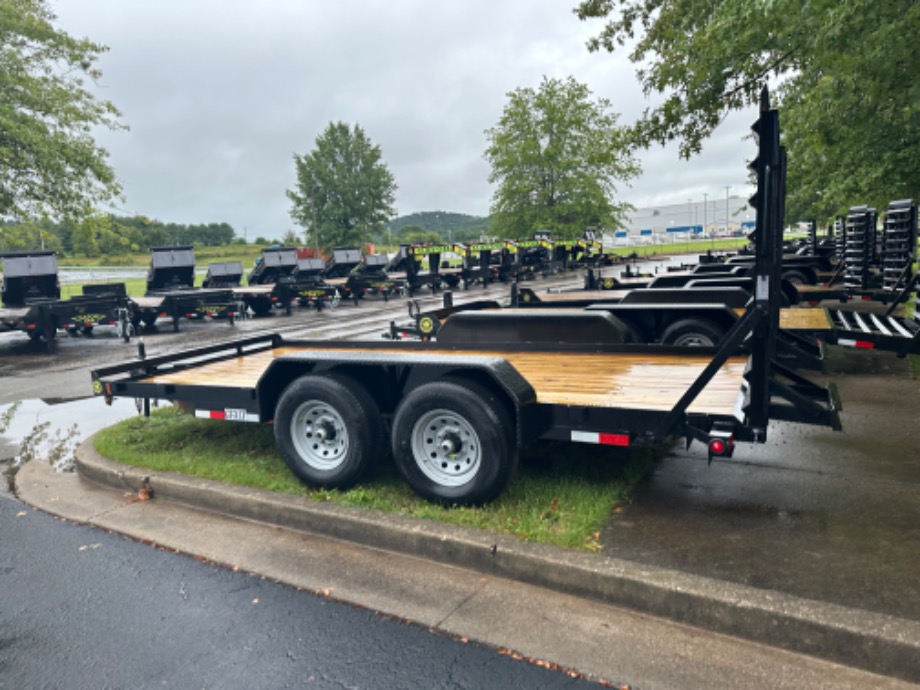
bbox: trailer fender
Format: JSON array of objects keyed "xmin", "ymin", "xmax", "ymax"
[{"xmin": 258, "ymin": 351, "xmax": 542, "ymax": 449}]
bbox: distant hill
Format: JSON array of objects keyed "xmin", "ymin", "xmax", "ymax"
[{"xmin": 387, "ymin": 211, "xmax": 491, "ymax": 242}]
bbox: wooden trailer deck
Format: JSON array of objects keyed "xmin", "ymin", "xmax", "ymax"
[{"xmin": 147, "ymin": 346, "xmax": 748, "ymax": 415}]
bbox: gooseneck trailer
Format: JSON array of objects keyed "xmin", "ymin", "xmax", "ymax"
[{"xmin": 91, "ymin": 92, "xmax": 841, "ymax": 505}]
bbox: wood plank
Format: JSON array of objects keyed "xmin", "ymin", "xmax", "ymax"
[
  {"xmin": 148, "ymin": 346, "xmax": 746, "ymax": 415},
  {"xmin": 779, "ymin": 308, "xmax": 832, "ymax": 330}
]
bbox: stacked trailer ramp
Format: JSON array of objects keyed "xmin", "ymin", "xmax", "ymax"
[
  {"xmin": 794, "ymin": 200, "xmax": 917, "ymax": 305},
  {"xmin": 91, "ymin": 90, "xmax": 841, "ymax": 505}
]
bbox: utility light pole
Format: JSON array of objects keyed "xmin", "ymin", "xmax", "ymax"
[
  {"xmin": 725, "ymin": 186, "xmax": 731, "ymax": 236},
  {"xmin": 704, "ymin": 192, "xmax": 711, "ymax": 249}
]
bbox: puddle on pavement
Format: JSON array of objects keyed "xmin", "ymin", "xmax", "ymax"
[
  {"xmin": 0, "ymin": 396, "xmax": 139, "ymax": 449},
  {"xmin": 0, "ymin": 396, "xmax": 140, "ymax": 494}
]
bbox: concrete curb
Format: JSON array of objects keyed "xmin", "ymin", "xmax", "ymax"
[{"xmin": 77, "ymin": 437, "xmax": 920, "ymax": 683}]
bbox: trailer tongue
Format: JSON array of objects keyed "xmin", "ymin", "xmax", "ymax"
[{"xmin": 91, "ymin": 90, "xmax": 841, "ymax": 505}]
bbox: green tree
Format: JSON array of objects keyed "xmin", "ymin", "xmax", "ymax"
[
  {"xmin": 0, "ymin": 0, "xmax": 125, "ymax": 221},
  {"xmin": 288, "ymin": 122, "xmax": 397, "ymax": 248},
  {"xmin": 574, "ymin": 0, "xmax": 920, "ymax": 220},
  {"xmin": 71, "ymin": 218, "xmax": 99, "ymax": 256},
  {"xmin": 484, "ymin": 76, "xmax": 639, "ymax": 240},
  {"xmin": 401, "ymin": 230, "xmax": 444, "ymax": 245},
  {"xmin": 0, "ymin": 219, "xmax": 61, "ymax": 252}
]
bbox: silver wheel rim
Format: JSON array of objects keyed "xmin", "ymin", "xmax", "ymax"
[
  {"xmin": 673, "ymin": 332, "xmax": 716, "ymax": 347},
  {"xmin": 290, "ymin": 399, "xmax": 349, "ymax": 471},
  {"xmin": 410, "ymin": 408, "xmax": 481, "ymax": 487}
]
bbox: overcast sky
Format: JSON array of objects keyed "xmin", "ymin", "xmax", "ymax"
[{"xmin": 53, "ymin": 0, "xmax": 755, "ymax": 239}]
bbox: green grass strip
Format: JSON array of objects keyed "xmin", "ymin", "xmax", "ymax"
[{"xmin": 94, "ymin": 407, "xmax": 663, "ymax": 552}]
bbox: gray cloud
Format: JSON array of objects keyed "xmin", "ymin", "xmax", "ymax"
[{"xmin": 53, "ymin": 0, "xmax": 754, "ymax": 237}]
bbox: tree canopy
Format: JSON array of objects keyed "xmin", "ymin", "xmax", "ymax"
[
  {"xmin": 288, "ymin": 122, "xmax": 397, "ymax": 248},
  {"xmin": 386, "ymin": 211, "xmax": 490, "ymax": 244},
  {"xmin": 484, "ymin": 76, "xmax": 639, "ymax": 240},
  {"xmin": 574, "ymin": 0, "xmax": 920, "ymax": 220},
  {"xmin": 1, "ymin": 0, "xmax": 125, "ymax": 222},
  {"xmin": 0, "ymin": 215, "xmax": 236, "ymax": 256}
]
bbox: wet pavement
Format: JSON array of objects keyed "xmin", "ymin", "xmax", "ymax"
[{"xmin": 600, "ymin": 346, "xmax": 920, "ymax": 621}]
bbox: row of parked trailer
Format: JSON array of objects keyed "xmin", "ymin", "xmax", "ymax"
[
  {"xmin": 92, "ymin": 89, "xmax": 858, "ymax": 506},
  {"xmin": 389, "ymin": 192, "xmax": 919, "ymax": 371},
  {"xmin": 0, "ymin": 221, "xmax": 629, "ymax": 348}
]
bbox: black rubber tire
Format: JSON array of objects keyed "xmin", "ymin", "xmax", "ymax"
[
  {"xmin": 782, "ymin": 270, "xmax": 808, "ymax": 286},
  {"xmin": 660, "ymin": 318, "xmax": 725, "ymax": 347},
  {"xmin": 391, "ymin": 379, "xmax": 517, "ymax": 506},
  {"xmin": 274, "ymin": 373, "xmax": 384, "ymax": 489}
]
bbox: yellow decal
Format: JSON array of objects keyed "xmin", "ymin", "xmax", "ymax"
[{"xmin": 418, "ymin": 316, "xmax": 435, "ymax": 334}]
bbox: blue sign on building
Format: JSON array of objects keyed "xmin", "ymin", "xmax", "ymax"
[
  {"xmin": 614, "ymin": 231, "xmax": 628, "ymax": 238},
  {"xmin": 666, "ymin": 224, "xmax": 703, "ymax": 234},
  {"xmin": 640, "ymin": 229, "xmax": 652, "ymax": 236},
  {"xmin": 741, "ymin": 220, "xmax": 756, "ymax": 229}
]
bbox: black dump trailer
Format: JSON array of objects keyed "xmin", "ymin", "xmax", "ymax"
[
  {"xmin": 130, "ymin": 246, "xmax": 237, "ymax": 332},
  {"xmin": 320, "ymin": 248, "xmax": 403, "ymax": 303},
  {"xmin": 202, "ymin": 262, "xmax": 244, "ymax": 288},
  {"xmin": 232, "ymin": 248, "xmax": 299, "ymax": 316},
  {"xmin": 290, "ymin": 258, "xmax": 340, "ymax": 310},
  {"xmin": 0, "ymin": 251, "xmax": 131, "ymax": 346},
  {"xmin": 238, "ymin": 248, "xmax": 339, "ymax": 312},
  {"xmin": 92, "ymin": 91, "xmax": 841, "ymax": 506},
  {"xmin": 356, "ymin": 253, "xmax": 405, "ymax": 299}
]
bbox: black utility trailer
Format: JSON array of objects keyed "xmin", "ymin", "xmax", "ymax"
[
  {"xmin": 92, "ymin": 93, "xmax": 840, "ymax": 505},
  {"xmin": 130, "ymin": 246, "xmax": 237, "ymax": 332},
  {"xmin": 0, "ymin": 251, "xmax": 131, "ymax": 345}
]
